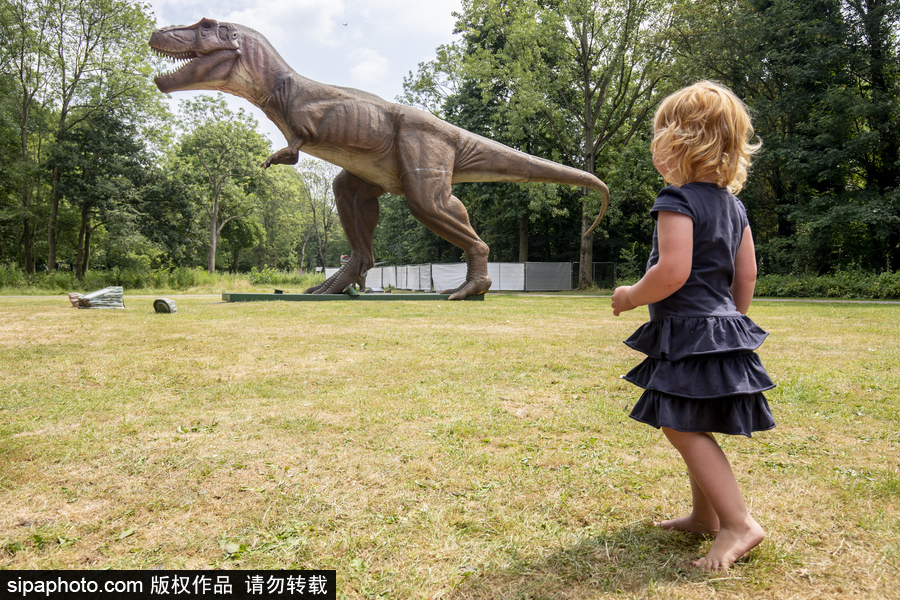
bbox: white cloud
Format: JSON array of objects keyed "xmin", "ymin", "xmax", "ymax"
[
  {"xmin": 347, "ymin": 48, "xmax": 390, "ymax": 88},
  {"xmin": 222, "ymin": 0, "xmax": 346, "ymax": 48}
]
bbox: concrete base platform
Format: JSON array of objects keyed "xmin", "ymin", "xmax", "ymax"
[{"xmin": 222, "ymin": 292, "xmax": 484, "ymax": 302}]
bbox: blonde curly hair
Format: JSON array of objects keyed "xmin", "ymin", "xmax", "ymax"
[{"xmin": 651, "ymin": 80, "xmax": 761, "ymax": 193}]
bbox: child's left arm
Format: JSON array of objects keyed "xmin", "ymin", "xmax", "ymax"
[{"xmin": 731, "ymin": 225, "xmax": 757, "ymax": 314}]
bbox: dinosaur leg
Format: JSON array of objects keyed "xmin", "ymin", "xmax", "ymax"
[
  {"xmin": 305, "ymin": 170, "xmax": 383, "ymax": 295},
  {"xmin": 401, "ymin": 170, "xmax": 491, "ymax": 300}
]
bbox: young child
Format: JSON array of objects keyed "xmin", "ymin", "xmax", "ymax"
[{"xmin": 611, "ymin": 80, "xmax": 775, "ymax": 571}]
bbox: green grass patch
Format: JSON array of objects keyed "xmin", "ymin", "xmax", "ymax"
[{"xmin": 0, "ymin": 295, "xmax": 897, "ymax": 599}]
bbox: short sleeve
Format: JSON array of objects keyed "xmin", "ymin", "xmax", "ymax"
[
  {"xmin": 650, "ymin": 185, "xmax": 695, "ymax": 222},
  {"xmin": 735, "ymin": 197, "xmax": 750, "ymax": 230}
]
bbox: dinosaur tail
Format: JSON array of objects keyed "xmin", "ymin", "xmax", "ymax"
[
  {"xmin": 525, "ymin": 155, "xmax": 609, "ymax": 236},
  {"xmin": 453, "ymin": 133, "xmax": 609, "ymax": 235}
]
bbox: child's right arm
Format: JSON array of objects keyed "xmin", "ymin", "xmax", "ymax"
[
  {"xmin": 731, "ymin": 225, "xmax": 757, "ymax": 314},
  {"xmin": 612, "ymin": 211, "xmax": 692, "ymax": 316}
]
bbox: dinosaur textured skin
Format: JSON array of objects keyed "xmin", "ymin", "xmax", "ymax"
[{"xmin": 150, "ymin": 18, "xmax": 609, "ymax": 299}]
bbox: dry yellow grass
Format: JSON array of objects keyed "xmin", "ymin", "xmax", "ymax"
[{"xmin": 0, "ymin": 294, "xmax": 897, "ymax": 599}]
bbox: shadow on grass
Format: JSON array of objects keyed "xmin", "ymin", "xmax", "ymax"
[{"xmin": 451, "ymin": 522, "xmax": 709, "ymax": 599}]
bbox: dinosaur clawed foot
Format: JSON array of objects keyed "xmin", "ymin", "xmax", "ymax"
[
  {"xmin": 305, "ymin": 272, "xmax": 355, "ymax": 295},
  {"xmin": 306, "ymin": 257, "xmax": 365, "ymax": 295},
  {"xmin": 442, "ymin": 276, "xmax": 491, "ymax": 300}
]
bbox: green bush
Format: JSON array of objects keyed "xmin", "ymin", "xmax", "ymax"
[
  {"xmin": 248, "ymin": 266, "xmax": 279, "ymax": 285},
  {"xmin": 755, "ymin": 269, "xmax": 900, "ymax": 300},
  {"xmin": 248, "ymin": 266, "xmax": 319, "ymax": 286},
  {"xmin": 872, "ymin": 271, "xmax": 900, "ymax": 299},
  {"xmin": 0, "ymin": 264, "xmax": 26, "ymax": 288},
  {"xmin": 5, "ymin": 265, "xmax": 893, "ymax": 299}
]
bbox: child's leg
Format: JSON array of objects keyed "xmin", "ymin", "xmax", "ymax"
[
  {"xmin": 656, "ymin": 466, "xmax": 720, "ymax": 536},
  {"xmin": 661, "ymin": 428, "xmax": 765, "ymax": 571}
]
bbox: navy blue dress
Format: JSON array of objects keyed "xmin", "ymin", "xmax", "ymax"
[{"xmin": 625, "ymin": 183, "xmax": 776, "ymax": 437}]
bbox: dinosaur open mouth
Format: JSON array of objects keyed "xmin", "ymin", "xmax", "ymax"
[
  {"xmin": 153, "ymin": 49, "xmax": 202, "ymax": 79},
  {"xmin": 152, "ymin": 48, "xmax": 232, "ymax": 89}
]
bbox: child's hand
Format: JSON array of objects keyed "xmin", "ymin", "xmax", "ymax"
[{"xmin": 611, "ymin": 286, "xmax": 636, "ymax": 316}]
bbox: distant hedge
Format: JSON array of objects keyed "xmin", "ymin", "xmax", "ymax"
[
  {"xmin": 3, "ymin": 263, "xmax": 899, "ymax": 299},
  {"xmin": 755, "ymin": 270, "xmax": 900, "ymax": 300},
  {"xmin": 0, "ymin": 265, "xmax": 323, "ymax": 293}
]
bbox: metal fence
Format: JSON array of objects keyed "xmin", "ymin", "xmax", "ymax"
[{"xmin": 326, "ymin": 262, "xmax": 618, "ymax": 292}]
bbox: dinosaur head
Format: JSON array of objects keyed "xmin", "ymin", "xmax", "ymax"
[{"xmin": 149, "ymin": 18, "xmax": 242, "ymax": 93}]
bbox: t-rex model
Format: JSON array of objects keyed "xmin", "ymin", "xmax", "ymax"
[{"xmin": 149, "ymin": 18, "xmax": 609, "ymax": 299}]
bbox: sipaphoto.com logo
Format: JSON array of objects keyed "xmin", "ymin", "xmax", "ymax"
[{"xmin": 5, "ymin": 574, "xmax": 142, "ymax": 597}]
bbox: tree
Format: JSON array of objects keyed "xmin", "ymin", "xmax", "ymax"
[
  {"xmin": 454, "ymin": 0, "xmax": 675, "ymax": 287},
  {"xmin": 252, "ymin": 166, "xmax": 314, "ymax": 271},
  {"xmin": 0, "ymin": 0, "xmax": 53, "ymax": 274},
  {"xmin": 51, "ymin": 111, "xmax": 145, "ymax": 278},
  {"xmin": 43, "ymin": 0, "xmax": 163, "ymax": 272},
  {"xmin": 0, "ymin": 72, "xmax": 23, "ymax": 261},
  {"xmin": 220, "ymin": 216, "xmax": 263, "ymax": 272},
  {"xmin": 0, "ymin": 0, "xmax": 165, "ymax": 273},
  {"xmin": 671, "ymin": 0, "xmax": 900, "ymax": 273},
  {"xmin": 296, "ymin": 158, "xmax": 341, "ymax": 270},
  {"xmin": 442, "ymin": 78, "xmax": 567, "ymax": 263},
  {"xmin": 176, "ymin": 95, "xmax": 271, "ymax": 274},
  {"xmin": 137, "ymin": 162, "xmax": 206, "ymax": 269}
]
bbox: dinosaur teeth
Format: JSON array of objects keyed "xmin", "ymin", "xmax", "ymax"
[{"xmin": 153, "ymin": 49, "xmax": 198, "ymax": 61}]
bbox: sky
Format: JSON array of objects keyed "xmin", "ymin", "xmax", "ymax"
[{"xmin": 146, "ymin": 0, "xmax": 463, "ymax": 146}]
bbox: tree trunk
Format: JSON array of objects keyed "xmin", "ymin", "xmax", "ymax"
[
  {"xmin": 207, "ymin": 223, "xmax": 218, "ymax": 274},
  {"xmin": 82, "ymin": 222, "xmax": 92, "ymax": 275},
  {"xmin": 74, "ymin": 205, "xmax": 95, "ymax": 279},
  {"xmin": 20, "ymin": 180, "xmax": 35, "ymax": 275},
  {"xmin": 319, "ymin": 234, "xmax": 328, "ymax": 269},
  {"xmin": 579, "ymin": 198, "xmax": 594, "ymax": 290},
  {"xmin": 48, "ymin": 98, "xmax": 71, "ymax": 274},
  {"xmin": 22, "ymin": 216, "xmax": 35, "ymax": 275},
  {"xmin": 207, "ymin": 194, "xmax": 219, "ymax": 274},
  {"xmin": 577, "ymin": 22, "xmax": 595, "ymax": 290},
  {"xmin": 518, "ymin": 214, "xmax": 528, "ymax": 262},
  {"xmin": 300, "ymin": 227, "xmax": 312, "ymax": 272},
  {"xmin": 19, "ymin": 99, "xmax": 35, "ymax": 275},
  {"xmin": 75, "ymin": 206, "xmax": 87, "ymax": 280},
  {"xmin": 47, "ymin": 166, "xmax": 61, "ymax": 273}
]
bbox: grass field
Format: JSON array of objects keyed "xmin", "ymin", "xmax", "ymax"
[{"xmin": 0, "ymin": 293, "xmax": 897, "ymax": 599}]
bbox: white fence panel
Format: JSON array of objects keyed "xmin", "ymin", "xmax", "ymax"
[
  {"xmin": 382, "ymin": 266, "xmax": 396, "ymax": 288},
  {"xmin": 432, "ymin": 263, "xmax": 466, "ymax": 292},
  {"xmin": 366, "ymin": 267, "xmax": 382, "ymax": 288},
  {"xmin": 361, "ymin": 262, "xmax": 580, "ymax": 293},
  {"xmin": 487, "ymin": 263, "xmax": 500, "ymax": 290},
  {"xmin": 486, "ymin": 263, "xmax": 526, "ymax": 291},
  {"xmin": 499, "ymin": 262, "xmax": 525, "ymax": 291},
  {"xmin": 419, "ymin": 264, "xmax": 432, "ymax": 291}
]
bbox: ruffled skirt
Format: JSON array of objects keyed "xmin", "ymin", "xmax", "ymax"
[{"xmin": 623, "ymin": 315, "xmax": 776, "ymax": 437}]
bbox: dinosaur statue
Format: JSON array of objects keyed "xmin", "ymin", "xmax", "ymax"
[{"xmin": 149, "ymin": 18, "xmax": 609, "ymax": 300}]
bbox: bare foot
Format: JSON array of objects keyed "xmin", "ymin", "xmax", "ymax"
[
  {"xmin": 692, "ymin": 515, "xmax": 765, "ymax": 571},
  {"xmin": 656, "ymin": 515, "xmax": 719, "ymax": 538}
]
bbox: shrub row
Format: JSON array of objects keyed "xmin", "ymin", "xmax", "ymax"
[
  {"xmin": 3, "ymin": 263, "xmax": 899, "ymax": 299},
  {"xmin": 0, "ymin": 264, "xmax": 323, "ymax": 293},
  {"xmin": 755, "ymin": 270, "xmax": 900, "ymax": 300}
]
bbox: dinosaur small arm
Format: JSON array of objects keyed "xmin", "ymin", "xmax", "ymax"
[{"xmin": 149, "ymin": 18, "xmax": 609, "ymax": 299}]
